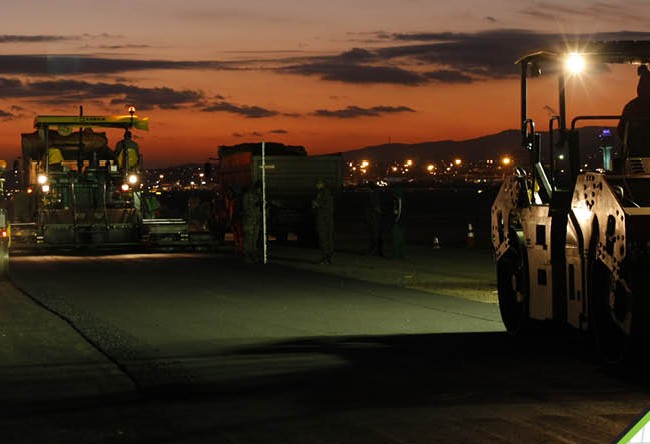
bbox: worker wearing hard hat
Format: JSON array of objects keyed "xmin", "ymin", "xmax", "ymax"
[{"xmin": 114, "ymin": 130, "xmax": 140, "ymax": 171}]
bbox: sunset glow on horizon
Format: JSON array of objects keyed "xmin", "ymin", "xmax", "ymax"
[{"xmin": 1, "ymin": 1, "xmax": 650, "ymax": 167}]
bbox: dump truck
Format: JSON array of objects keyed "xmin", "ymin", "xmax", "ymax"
[
  {"xmin": 491, "ymin": 41, "xmax": 650, "ymax": 362},
  {"xmin": 218, "ymin": 142, "xmax": 342, "ymax": 242},
  {"xmin": 9, "ymin": 109, "xmax": 211, "ymax": 251}
]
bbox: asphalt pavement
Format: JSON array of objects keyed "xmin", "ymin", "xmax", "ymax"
[
  {"xmin": 0, "ymin": 281, "xmax": 136, "ymax": 410},
  {"xmin": 0, "ymin": 240, "xmax": 496, "ymax": 390}
]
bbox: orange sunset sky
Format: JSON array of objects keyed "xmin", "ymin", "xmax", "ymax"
[{"xmin": 1, "ymin": 1, "xmax": 650, "ymax": 167}]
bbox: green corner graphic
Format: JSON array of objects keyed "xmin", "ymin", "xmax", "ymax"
[{"xmin": 618, "ymin": 410, "xmax": 650, "ymax": 443}]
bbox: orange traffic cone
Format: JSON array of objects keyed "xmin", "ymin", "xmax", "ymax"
[
  {"xmin": 466, "ymin": 223, "xmax": 476, "ymax": 248},
  {"xmin": 433, "ymin": 236, "xmax": 441, "ymax": 250}
]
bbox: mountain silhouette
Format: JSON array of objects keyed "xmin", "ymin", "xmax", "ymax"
[{"xmin": 340, "ymin": 126, "xmax": 617, "ymax": 165}]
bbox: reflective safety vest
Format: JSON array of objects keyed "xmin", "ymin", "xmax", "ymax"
[
  {"xmin": 48, "ymin": 147, "xmax": 64, "ymax": 165},
  {"xmin": 116, "ymin": 139, "xmax": 140, "ymax": 169},
  {"xmin": 117, "ymin": 148, "xmax": 139, "ymax": 169}
]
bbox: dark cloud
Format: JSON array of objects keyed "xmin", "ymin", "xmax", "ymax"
[
  {"xmin": 0, "ymin": 55, "xmax": 229, "ymax": 75},
  {"xmin": 518, "ymin": 2, "xmax": 648, "ymax": 23},
  {"xmin": 425, "ymin": 70, "xmax": 474, "ymax": 83},
  {"xmin": 95, "ymin": 44, "xmax": 152, "ymax": 50},
  {"xmin": 0, "ymin": 35, "xmax": 74, "ymax": 43},
  {"xmin": 233, "ymin": 129, "xmax": 288, "ymax": 138},
  {"xmin": 232, "ymin": 130, "xmax": 284, "ymax": 138},
  {"xmin": 0, "ymin": 109, "xmax": 15, "ymax": 120},
  {"xmin": 0, "ymin": 77, "xmax": 24, "ymax": 95},
  {"xmin": 485, "ymin": 16, "xmax": 497, "ymax": 23},
  {"xmin": 280, "ymin": 62, "xmax": 425, "ymax": 85},
  {"xmin": 0, "ymin": 76, "xmax": 203, "ymax": 110},
  {"xmin": 202, "ymin": 101, "xmax": 278, "ymax": 118},
  {"xmin": 278, "ymin": 29, "xmax": 650, "ymax": 86},
  {"xmin": 383, "ymin": 30, "xmax": 650, "ymax": 79},
  {"xmin": 338, "ymin": 48, "xmax": 376, "ymax": 62},
  {"xmin": 313, "ymin": 105, "xmax": 415, "ymax": 119}
]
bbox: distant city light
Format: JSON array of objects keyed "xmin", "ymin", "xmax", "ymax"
[
  {"xmin": 501, "ymin": 156, "xmax": 511, "ymax": 166},
  {"xmin": 361, "ymin": 160, "xmax": 369, "ymax": 168},
  {"xmin": 454, "ymin": 158, "xmax": 462, "ymax": 166},
  {"xmin": 426, "ymin": 164, "xmax": 435, "ymax": 172},
  {"xmin": 391, "ymin": 166, "xmax": 398, "ymax": 172},
  {"xmin": 405, "ymin": 159, "xmax": 413, "ymax": 167}
]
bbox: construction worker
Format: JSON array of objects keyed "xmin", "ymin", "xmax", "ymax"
[
  {"xmin": 618, "ymin": 64, "xmax": 650, "ymax": 152},
  {"xmin": 312, "ymin": 178, "xmax": 334, "ymax": 264},
  {"xmin": 226, "ymin": 186, "xmax": 244, "ymax": 255},
  {"xmin": 141, "ymin": 193, "xmax": 160, "ymax": 219},
  {"xmin": 114, "ymin": 130, "xmax": 140, "ymax": 171},
  {"xmin": 391, "ymin": 185, "xmax": 405, "ymax": 258},
  {"xmin": 242, "ymin": 183, "xmax": 261, "ymax": 263},
  {"xmin": 365, "ymin": 182, "xmax": 384, "ymax": 256}
]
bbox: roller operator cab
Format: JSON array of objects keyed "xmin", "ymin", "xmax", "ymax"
[{"xmin": 491, "ymin": 41, "xmax": 650, "ymax": 362}]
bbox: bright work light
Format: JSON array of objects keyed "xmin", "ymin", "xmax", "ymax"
[{"xmin": 566, "ymin": 52, "xmax": 585, "ymax": 74}]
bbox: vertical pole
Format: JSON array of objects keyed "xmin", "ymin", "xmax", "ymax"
[
  {"xmin": 520, "ymin": 61, "xmax": 528, "ymax": 144},
  {"xmin": 558, "ymin": 73, "xmax": 567, "ymax": 131},
  {"xmin": 78, "ymin": 106, "xmax": 84, "ymax": 173},
  {"xmin": 261, "ymin": 140, "xmax": 267, "ymax": 264}
]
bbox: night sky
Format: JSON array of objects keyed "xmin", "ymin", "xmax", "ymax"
[{"xmin": 1, "ymin": 0, "xmax": 649, "ymax": 167}]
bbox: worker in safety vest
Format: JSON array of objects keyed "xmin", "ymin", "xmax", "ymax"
[
  {"xmin": 48, "ymin": 147, "xmax": 64, "ymax": 171},
  {"xmin": 115, "ymin": 130, "xmax": 140, "ymax": 171}
]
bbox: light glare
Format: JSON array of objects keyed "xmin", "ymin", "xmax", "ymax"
[{"xmin": 566, "ymin": 52, "xmax": 585, "ymax": 74}]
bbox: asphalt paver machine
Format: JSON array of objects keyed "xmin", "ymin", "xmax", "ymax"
[
  {"xmin": 10, "ymin": 109, "xmax": 149, "ymax": 250},
  {"xmin": 492, "ymin": 41, "xmax": 650, "ymax": 361}
]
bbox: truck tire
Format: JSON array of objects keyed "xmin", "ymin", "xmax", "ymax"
[{"xmin": 496, "ymin": 237, "xmax": 529, "ymax": 335}]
